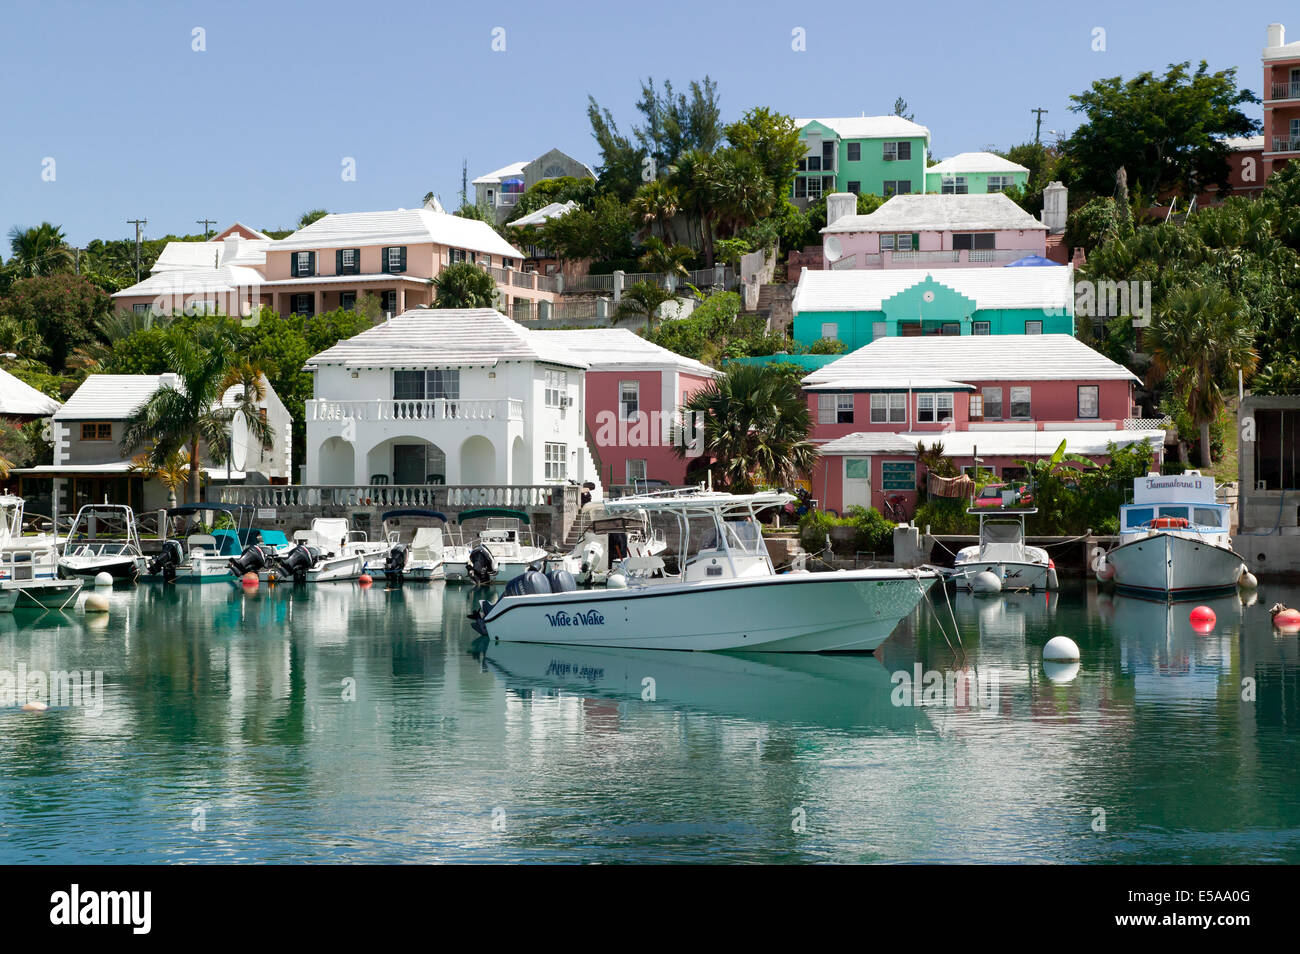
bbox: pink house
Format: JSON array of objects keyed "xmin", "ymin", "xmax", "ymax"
[
  {"xmin": 800, "ymin": 335, "xmax": 1165, "ymax": 514},
  {"xmin": 541, "ymin": 329, "xmax": 719, "ymax": 489},
  {"xmin": 821, "ymin": 192, "xmax": 1047, "ymax": 270}
]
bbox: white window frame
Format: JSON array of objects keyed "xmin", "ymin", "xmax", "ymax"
[
  {"xmin": 546, "ymin": 369, "xmax": 568, "ymax": 408},
  {"xmin": 836, "ymin": 393, "xmax": 853, "ymax": 424},
  {"xmin": 625, "ymin": 459, "xmax": 648, "ymax": 484},
  {"xmin": 973, "ymin": 320, "xmax": 991, "ymax": 335},
  {"xmin": 817, "ymin": 393, "xmax": 837, "ymax": 425},
  {"xmin": 295, "ymin": 251, "xmax": 310, "ymax": 276},
  {"xmin": 388, "ymin": 247, "xmax": 403, "ymax": 271},
  {"xmin": 341, "ymin": 248, "xmax": 356, "ymax": 269},
  {"xmin": 936, "ymin": 393, "xmax": 954, "ymax": 422},
  {"xmin": 870, "ymin": 393, "xmax": 907, "ymax": 424},
  {"xmin": 820, "ymin": 322, "xmax": 838, "ymax": 340},
  {"xmin": 619, "ymin": 380, "xmax": 639, "ymax": 421},
  {"xmin": 983, "ymin": 387, "xmax": 1003, "ymax": 419},
  {"xmin": 941, "ymin": 175, "xmax": 968, "ymax": 195},
  {"xmin": 1078, "ymin": 385, "xmax": 1100, "ymax": 419},
  {"xmin": 1024, "ymin": 320, "xmax": 1043, "ymax": 334},
  {"xmin": 918, "ymin": 393, "xmax": 952, "ymax": 423},
  {"xmin": 544, "ymin": 443, "xmax": 567, "ymax": 482},
  {"xmin": 987, "ymin": 175, "xmax": 1013, "ymax": 193},
  {"xmin": 1010, "ymin": 386, "xmax": 1032, "ymax": 419}
]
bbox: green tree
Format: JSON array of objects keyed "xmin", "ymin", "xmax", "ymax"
[
  {"xmin": 636, "ymin": 236, "xmax": 693, "ymax": 280},
  {"xmin": 5, "ymin": 223, "xmax": 73, "ymax": 280},
  {"xmin": 724, "ymin": 107, "xmax": 806, "ymax": 202},
  {"xmin": 433, "ymin": 262, "xmax": 498, "ymax": 308},
  {"xmin": 298, "ymin": 209, "xmax": 329, "ymax": 228},
  {"xmin": 1064, "ymin": 61, "xmax": 1258, "ymax": 203},
  {"xmin": 539, "ymin": 195, "xmax": 635, "ymax": 262},
  {"xmin": 628, "ymin": 179, "xmax": 680, "ymax": 240},
  {"xmin": 2, "ymin": 274, "xmax": 111, "ymax": 371},
  {"xmin": 504, "ymin": 176, "xmax": 598, "ymax": 224},
  {"xmin": 677, "ymin": 363, "xmax": 817, "ymax": 491},
  {"xmin": 1148, "ymin": 284, "xmax": 1258, "ymax": 467},
  {"xmin": 616, "ymin": 281, "xmax": 675, "ymax": 330}
]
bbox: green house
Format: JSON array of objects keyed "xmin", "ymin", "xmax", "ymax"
[
  {"xmin": 792, "ymin": 268, "xmax": 1075, "ymax": 351},
  {"xmin": 923, "ymin": 152, "xmax": 1030, "ymax": 195},
  {"xmin": 793, "ymin": 116, "xmax": 930, "ymax": 204}
]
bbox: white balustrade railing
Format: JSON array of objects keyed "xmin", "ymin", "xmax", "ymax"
[
  {"xmin": 219, "ymin": 483, "xmax": 579, "ymax": 511},
  {"xmin": 307, "ymin": 398, "xmax": 524, "ymax": 423}
]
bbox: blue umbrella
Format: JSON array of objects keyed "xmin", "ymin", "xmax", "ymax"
[{"xmin": 1004, "ymin": 254, "xmax": 1061, "ymax": 267}]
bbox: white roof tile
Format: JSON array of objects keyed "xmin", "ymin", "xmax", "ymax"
[
  {"xmin": 111, "ymin": 264, "xmax": 266, "ymax": 299},
  {"xmin": 802, "ymin": 334, "xmax": 1138, "ymax": 390},
  {"xmin": 0, "ymin": 368, "xmax": 61, "ymax": 416},
  {"xmin": 817, "ymin": 432, "xmax": 918, "ymax": 455},
  {"xmin": 824, "ymin": 192, "xmax": 1046, "ymax": 234},
  {"xmin": 306, "ymin": 309, "xmax": 587, "ymax": 370},
  {"xmin": 54, "ymin": 375, "xmax": 170, "ymax": 420},
  {"xmin": 927, "ymin": 152, "xmax": 1030, "ymax": 175},
  {"xmin": 272, "ymin": 209, "xmax": 525, "ymax": 260},
  {"xmin": 792, "ymin": 267, "xmax": 1073, "ymax": 315},
  {"xmin": 797, "ymin": 116, "xmax": 930, "ymax": 141},
  {"xmin": 540, "ymin": 329, "xmax": 719, "ymax": 377},
  {"xmin": 895, "ymin": 429, "xmax": 1163, "ymax": 458},
  {"xmin": 511, "ymin": 201, "xmax": 578, "ymax": 228},
  {"xmin": 472, "ymin": 162, "xmax": 528, "ymax": 185}
]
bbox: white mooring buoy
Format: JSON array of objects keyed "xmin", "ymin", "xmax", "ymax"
[
  {"xmin": 94, "ymin": 571, "xmax": 114, "ymax": 587},
  {"xmin": 84, "ymin": 593, "xmax": 111, "ymax": 613},
  {"xmin": 971, "ymin": 570, "xmax": 1002, "ymax": 594},
  {"xmin": 1043, "ymin": 635, "xmax": 1080, "ymax": 662},
  {"xmin": 1239, "ymin": 569, "xmax": 1258, "ymax": 590}
]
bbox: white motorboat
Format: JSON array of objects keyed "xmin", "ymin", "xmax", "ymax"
[
  {"xmin": 365, "ymin": 509, "xmax": 449, "ymax": 582},
  {"xmin": 551, "ymin": 507, "xmax": 668, "ymax": 585},
  {"xmin": 1, "ymin": 547, "xmax": 83, "ymax": 611},
  {"xmin": 271, "ymin": 517, "xmax": 389, "ymax": 583},
  {"xmin": 951, "ymin": 509, "xmax": 1057, "ymax": 591},
  {"xmin": 0, "ymin": 494, "xmax": 60, "ymax": 577},
  {"xmin": 470, "ymin": 489, "xmax": 939, "ymax": 652},
  {"xmin": 143, "ymin": 503, "xmax": 256, "ymax": 583},
  {"xmin": 1102, "ymin": 471, "xmax": 1246, "ymax": 598},
  {"xmin": 58, "ymin": 504, "xmax": 148, "ymax": 580},
  {"xmin": 461, "ymin": 509, "xmax": 549, "ymax": 584}
]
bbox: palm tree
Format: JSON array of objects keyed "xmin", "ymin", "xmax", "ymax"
[
  {"xmin": 710, "ymin": 151, "xmax": 777, "ymax": 240},
  {"xmin": 629, "ymin": 179, "xmax": 680, "ymax": 241},
  {"xmin": 1148, "ymin": 284, "xmax": 1258, "ymax": 467},
  {"xmin": 675, "ymin": 364, "xmax": 817, "ymax": 491},
  {"xmin": 433, "ymin": 262, "xmax": 498, "ymax": 309},
  {"xmin": 671, "ymin": 148, "xmax": 720, "ymax": 266},
  {"xmin": 129, "ymin": 450, "xmax": 200, "ymax": 506},
  {"xmin": 68, "ymin": 309, "xmax": 175, "ymax": 371},
  {"xmin": 616, "ymin": 281, "xmax": 675, "ymax": 331},
  {"xmin": 636, "ymin": 237, "xmax": 693, "ymax": 284},
  {"xmin": 297, "ymin": 209, "xmax": 329, "ymax": 229},
  {"xmin": 6, "ymin": 223, "xmax": 73, "ymax": 278},
  {"xmin": 120, "ymin": 322, "xmax": 246, "ymax": 503}
]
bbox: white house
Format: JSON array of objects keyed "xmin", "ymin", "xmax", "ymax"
[{"xmin": 303, "ymin": 309, "xmax": 592, "ymax": 488}]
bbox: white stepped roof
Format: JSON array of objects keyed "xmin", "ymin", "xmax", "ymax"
[
  {"xmin": 54, "ymin": 375, "xmax": 170, "ymax": 420},
  {"xmin": 824, "ymin": 192, "xmax": 1046, "ymax": 234},
  {"xmin": 927, "ymin": 152, "xmax": 1029, "ymax": 175},
  {"xmin": 817, "ymin": 432, "xmax": 918, "ymax": 455},
  {"xmin": 0, "ymin": 368, "xmax": 61, "ymax": 416},
  {"xmin": 472, "ymin": 162, "xmax": 528, "ymax": 185},
  {"xmin": 306, "ymin": 309, "xmax": 587, "ymax": 370},
  {"xmin": 151, "ymin": 236, "xmax": 269, "ymax": 273},
  {"xmin": 797, "ymin": 115, "xmax": 930, "ymax": 141},
  {"xmin": 111, "ymin": 264, "xmax": 266, "ymax": 298},
  {"xmin": 511, "ymin": 201, "xmax": 578, "ymax": 228},
  {"xmin": 540, "ymin": 329, "xmax": 719, "ymax": 377},
  {"xmin": 792, "ymin": 266, "xmax": 1073, "ymax": 315},
  {"xmin": 802, "ymin": 334, "xmax": 1138, "ymax": 390},
  {"xmin": 272, "ymin": 209, "xmax": 525, "ymax": 260},
  {"xmin": 901, "ymin": 429, "xmax": 1163, "ymax": 458}
]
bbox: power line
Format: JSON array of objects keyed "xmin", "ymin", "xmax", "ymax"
[
  {"xmin": 197, "ymin": 218, "xmax": 216, "ymax": 239},
  {"xmin": 1031, "ymin": 107, "xmax": 1049, "ymax": 144}
]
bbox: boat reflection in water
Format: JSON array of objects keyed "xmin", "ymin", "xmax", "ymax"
[{"xmin": 481, "ymin": 641, "xmax": 926, "ymax": 732}]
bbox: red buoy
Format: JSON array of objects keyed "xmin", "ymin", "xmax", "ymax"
[
  {"xmin": 1189, "ymin": 605, "xmax": 1216, "ymax": 633},
  {"xmin": 1272, "ymin": 606, "xmax": 1300, "ymax": 630},
  {"xmin": 359, "ymin": 574, "xmax": 373, "ymax": 587}
]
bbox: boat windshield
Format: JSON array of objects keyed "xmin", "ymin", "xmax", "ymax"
[{"xmin": 723, "ymin": 517, "xmax": 764, "ymax": 554}]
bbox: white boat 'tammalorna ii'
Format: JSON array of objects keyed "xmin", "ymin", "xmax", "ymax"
[
  {"xmin": 471, "ymin": 489, "xmax": 938, "ymax": 652},
  {"xmin": 952, "ymin": 509, "xmax": 1058, "ymax": 591},
  {"xmin": 1103, "ymin": 471, "xmax": 1247, "ymax": 598}
]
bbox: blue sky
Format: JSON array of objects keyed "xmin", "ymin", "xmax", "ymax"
[{"xmin": 0, "ymin": 0, "xmax": 1286, "ymax": 247}]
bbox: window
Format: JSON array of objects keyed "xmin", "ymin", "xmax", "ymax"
[
  {"xmin": 626, "ymin": 459, "xmax": 648, "ymax": 484},
  {"xmin": 987, "ymin": 175, "xmax": 1013, "ymax": 193},
  {"xmin": 1125, "ymin": 507, "xmax": 1154, "ymax": 530},
  {"xmin": 847, "ymin": 142, "xmax": 861, "ymax": 162},
  {"xmin": 337, "ymin": 248, "xmax": 360, "ymax": 275},
  {"xmin": 983, "ymin": 387, "xmax": 1003, "ymax": 419},
  {"xmin": 617, "ymin": 380, "xmax": 639, "ymax": 420},
  {"xmin": 546, "ymin": 370, "xmax": 569, "ymax": 408},
  {"xmin": 387, "ymin": 247, "xmax": 405, "ymax": 272},
  {"xmin": 80, "ymin": 422, "xmax": 112, "ymax": 441},
  {"xmin": 132, "ymin": 303, "xmax": 152, "ymax": 315},
  {"xmin": 820, "ymin": 322, "xmax": 838, "ymax": 340},
  {"xmin": 917, "ymin": 394, "xmax": 953, "ymax": 423},
  {"xmin": 870, "ymin": 393, "xmax": 907, "ymax": 423},
  {"xmin": 447, "ymin": 248, "xmax": 467, "ymax": 264},
  {"xmin": 822, "ymin": 141, "xmax": 835, "ymax": 168},
  {"xmin": 952, "ymin": 233, "xmax": 996, "ymax": 250},
  {"xmin": 883, "ymin": 141, "xmax": 912, "ymax": 161},
  {"xmin": 342, "ymin": 249, "xmax": 355, "ymax": 269},
  {"xmin": 295, "ymin": 251, "xmax": 312, "ymax": 276},
  {"xmin": 973, "ymin": 321, "xmax": 991, "ymax": 335},
  {"xmin": 969, "ymin": 394, "xmax": 984, "ymax": 420},
  {"xmin": 940, "ymin": 322, "xmax": 960, "ymax": 335},
  {"xmin": 544, "ymin": 443, "xmax": 567, "ymax": 481},
  {"xmin": 880, "ymin": 233, "xmax": 914, "ymax": 252},
  {"xmin": 393, "ymin": 370, "xmax": 424, "ymax": 401},
  {"xmin": 1194, "ymin": 507, "xmax": 1223, "ymax": 528},
  {"xmin": 340, "ymin": 291, "xmax": 356, "ymax": 311},
  {"xmin": 817, "ymin": 393, "xmax": 853, "ymax": 425},
  {"xmin": 393, "ymin": 369, "xmax": 459, "ymax": 401},
  {"xmin": 846, "ymin": 181, "xmax": 861, "ymax": 194},
  {"xmin": 880, "ymin": 234, "xmax": 894, "ymax": 251},
  {"xmin": 883, "ymin": 180, "xmax": 912, "ymax": 196},
  {"xmin": 1024, "ymin": 320, "xmax": 1042, "ymax": 334},
  {"xmin": 1078, "ymin": 385, "xmax": 1099, "ymax": 419},
  {"xmin": 836, "ymin": 393, "xmax": 853, "ymax": 424},
  {"xmin": 1010, "ymin": 386, "xmax": 1032, "ymax": 419},
  {"xmin": 941, "ymin": 176, "xmax": 968, "ymax": 195},
  {"xmin": 871, "ymin": 321, "xmax": 887, "ymax": 341},
  {"xmin": 293, "ymin": 293, "xmax": 313, "ymax": 316},
  {"xmin": 381, "ymin": 290, "xmax": 398, "ymax": 314}
]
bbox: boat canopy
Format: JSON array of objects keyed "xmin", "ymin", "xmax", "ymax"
[
  {"xmin": 381, "ymin": 509, "xmax": 448, "ymax": 523},
  {"xmin": 458, "ymin": 508, "xmax": 529, "ymax": 525},
  {"xmin": 167, "ymin": 503, "xmax": 254, "ymax": 516},
  {"xmin": 604, "ymin": 489, "xmax": 793, "ymax": 517},
  {"xmin": 978, "ymin": 519, "xmax": 1028, "ymax": 562}
]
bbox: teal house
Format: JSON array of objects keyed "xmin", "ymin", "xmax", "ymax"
[
  {"xmin": 791, "ymin": 267, "xmax": 1074, "ymax": 351},
  {"xmin": 923, "ymin": 152, "xmax": 1030, "ymax": 195},
  {"xmin": 793, "ymin": 116, "xmax": 930, "ymax": 204}
]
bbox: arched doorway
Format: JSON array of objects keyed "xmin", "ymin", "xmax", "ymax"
[
  {"xmin": 318, "ymin": 436, "xmax": 355, "ymax": 484},
  {"xmin": 460, "ymin": 436, "xmax": 496, "ymax": 485}
]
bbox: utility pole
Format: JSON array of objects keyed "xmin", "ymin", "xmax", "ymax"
[
  {"xmin": 127, "ymin": 218, "xmax": 147, "ymax": 282},
  {"xmin": 460, "ymin": 159, "xmax": 468, "ymax": 208},
  {"xmin": 197, "ymin": 218, "xmax": 216, "ymax": 239},
  {"xmin": 1031, "ymin": 107, "xmax": 1049, "ymax": 144}
]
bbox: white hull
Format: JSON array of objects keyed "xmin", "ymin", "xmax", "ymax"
[
  {"xmin": 1108, "ymin": 532, "xmax": 1245, "ymax": 596},
  {"xmin": 953, "ymin": 559, "xmax": 1055, "ymax": 591},
  {"xmin": 2, "ymin": 577, "xmax": 83, "ymax": 610},
  {"xmin": 478, "ymin": 569, "xmax": 937, "ymax": 652},
  {"xmin": 306, "ymin": 553, "xmax": 366, "ymax": 583},
  {"xmin": 58, "ymin": 555, "xmax": 146, "ymax": 579}
]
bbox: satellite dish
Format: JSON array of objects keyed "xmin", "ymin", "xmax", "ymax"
[
  {"xmin": 230, "ymin": 410, "xmax": 249, "ymax": 472},
  {"xmin": 824, "ymin": 235, "xmax": 843, "ymax": 261}
]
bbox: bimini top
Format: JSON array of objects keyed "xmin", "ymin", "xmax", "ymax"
[
  {"xmin": 457, "ymin": 508, "xmax": 530, "ymax": 525},
  {"xmin": 381, "ymin": 509, "xmax": 448, "ymax": 523},
  {"xmin": 604, "ymin": 489, "xmax": 794, "ymax": 516},
  {"xmin": 167, "ymin": 503, "xmax": 254, "ymax": 516}
]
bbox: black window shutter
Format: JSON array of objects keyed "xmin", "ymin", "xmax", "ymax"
[
  {"xmin": 399, "ymin": 247, "xmax": 407, "ymax": 272},
  {"xmin": 336, "ymin": 249, "xmax": 343, "ymax": 274},
  {"xmin": 380, "ymin": 247, "xmax": 389, "ymax": 274},
  {"xmin": 306, "ymin": 251, "xmax": 315, "ymax": 276}
]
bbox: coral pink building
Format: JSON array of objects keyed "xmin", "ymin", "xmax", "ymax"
[
  {"xmin": 542, "ymin": 330, "xmax": 719, "ymax": 490},
  {"xmin": 1264, "ymin": 23, "xmax": 1300, "ymax": 181},
  {"xmin": 800, "ymin": 335, "xmax": 1165, "ymax": 514}
]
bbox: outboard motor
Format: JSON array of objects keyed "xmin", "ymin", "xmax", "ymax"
[
  {"xmin": 274, "ymin": 543, "xmax": 320, "ymax": 583},
  {"xmin": 229, "ymin": 543, "xmax": 273, "ymax": 578},
  {"xmin": 467, "ymin": 544, "xmax": 497, "ymax": 585},
  {"xmin": 384, "ymin": 543, "xmax": 409, "ymax": 583},
  {"xmin": 545, "ymin": 569, "xmax": 578, "ymax": 593},
  {"xmin": 502, "ymin": 567, "xmax": 552, "ymax": 599},
  {"xmin": 147, "ymin": 539, "xmax": 184, "ymax": 583}
]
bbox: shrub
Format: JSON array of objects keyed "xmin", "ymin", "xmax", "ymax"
[{"xmin": 798, "ymin": 506, "xmax": 895, "ymax": 557}]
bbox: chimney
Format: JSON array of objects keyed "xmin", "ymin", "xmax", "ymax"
[
  {"xmin": 1267, "ymin": 23, "xmax": 1285, "ymax": 48},
  {"xmin": 825, "ymin": 192, "xmax": 858, "ymax": 227},
  {"xmin": 1040, "ymin": 181, "xmax": 1068, "ymax": 234},
  {"xmin": 1071, "ymin": 246, "xmax": 1086, "ymax": 268},
  {"xmin": 222, "ymin": 234, "xmax": 242, "ymax": 265}
]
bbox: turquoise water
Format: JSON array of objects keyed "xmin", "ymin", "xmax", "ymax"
[{"xmin": 1, "ymin": 578, "xmax": 1298, "ymax": 863}]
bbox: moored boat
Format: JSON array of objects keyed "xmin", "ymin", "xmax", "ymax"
[
  {"xmin": 58, "ymin": 504, "xmax": 148, "ymax": 580},
  {"xmin": 951, "ymin": 509, "xmax": 1057, "ymax": 592}
]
